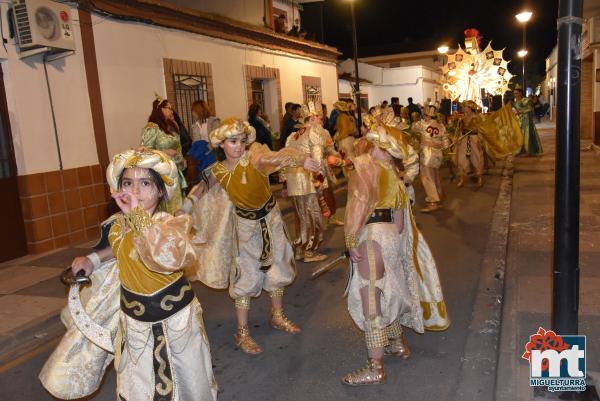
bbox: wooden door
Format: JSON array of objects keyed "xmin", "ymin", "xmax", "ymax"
[{"xmin": 0, "ymin": 65, "xmax": 27, "ymax": 262}]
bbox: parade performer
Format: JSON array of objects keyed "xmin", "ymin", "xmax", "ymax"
[
  {"xmin": 189, "ymin": 99, "xmax": 220, "ymax": 174},
  {"xmin": 141, "ymin": 94, "xmax": 187, "ymax": 211},
  {"xmin": 413, "ymin": 106, "xmax": 450, "ymax": 212},
  {"xmin": 333, "ymin": 100, "xmax": 357, "ymax": 167},
  {"xmin": 454, "ymin": 100, "xmax": 486, "ymax": 188},
  {"xmin": 513, "ymin": 85, "xmax": 543, "ymax": 156},
  {"xmin": 284, "ymin": 103, "xmax": 329, "ymax": 263},
  {"xmin": 342, "ymin": 122, "xmax": 449, "ymax": 386},
  {"xmin": 40, "ymin": 148, "xmax": 217, "ymax": 401},
  {"xmin": 184, "ymin": 118, "xmax": 320, "ymax": 355}
]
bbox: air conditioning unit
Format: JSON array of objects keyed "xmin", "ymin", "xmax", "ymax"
[{"xmin": 12, "ymin": 0, "xmax": 75, "ymax": 57}]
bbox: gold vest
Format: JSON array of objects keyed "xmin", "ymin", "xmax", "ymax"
[
  {"xmin": 109, "ymin": 218, "xmax": 182, "ymax": 294},
  {"xmin": 212, "ymin": 156, "xmax": 272, "ymax": 209},
  {"xmin": 374, "ymin": 161, "xmax": 407, "ymax": 209}
]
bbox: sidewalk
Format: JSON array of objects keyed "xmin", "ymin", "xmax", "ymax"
[
  {"xmin": 496, "ymin": 124, "xmax": 600, "ymax": 400},
  {"xmin": 0, "ymin": 181, "xmax": 345, "ymax": 366}
]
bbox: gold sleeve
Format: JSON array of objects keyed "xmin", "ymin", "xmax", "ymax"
[
  {"xmin": 344, "ymin": 155, "xmax": 377, "ymax": 248},
  {"xmin": 133, "ymin": 213, "xmax": 197, "ymax": 275},
  {"xmin": 249, "ymin": 142, "xmax": 304, "ymax": 176}
]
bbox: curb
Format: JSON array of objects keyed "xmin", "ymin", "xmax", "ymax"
[
  {"xmin": 0, "ymin": 312, "xmax": 65, "ymax": 368},
  {"xmin": 451, "ymin": 156, "xmax": 515, "ymax": 401}
]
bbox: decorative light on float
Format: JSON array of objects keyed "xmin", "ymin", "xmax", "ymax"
[{"xmin": 439, "ymin": 28, "xmax": 514, "ymax": 106}]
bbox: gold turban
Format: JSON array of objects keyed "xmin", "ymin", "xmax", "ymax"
[
  {"xmin": 106, "ymin": 148, "xmax": 179, "ymax": 200},
  {"xmin": 209, "ymin": 117, "xmax": 256, "ymax": 148},
  {"xmin": 334, "ymin": 100, "xmax": 349, "ymax": 112}
]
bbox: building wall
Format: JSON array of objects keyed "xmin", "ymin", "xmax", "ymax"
[
  {"xmin": 581, "ymin": 57, "xmax": 594, "ymax": 139},
  {"xmin": 1, "ymin": 6, "xmax": 110, "ymax": 254},
  {"xmin": 338, "ymin": 59, "xmax": 442, "ymax": 107},
  {"xmin": 2, "ymin": 8, "xmax": 99, "ymax": 176},
  {"xmin": 2, "ymin": 4, "xmax": 338, "ymax": 255},
  {"xmin": 164, "ymin": 0, "xmax": 266, "ymax": 27},
  {"xmin": 91, "ymin": 16, "xmax": 338, "ymax": 158}
]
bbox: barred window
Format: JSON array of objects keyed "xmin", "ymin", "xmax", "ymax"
[
  {"xmin": 304, "ymin": 84, "xmax": 321, "ymax": 105},
  {"xmin": 173, "ymin": 74, "xmax": 209, "ymax": 133},
  {"xmin": 251, "ymin": 79, "xmax": 265, "ymax": 112}
]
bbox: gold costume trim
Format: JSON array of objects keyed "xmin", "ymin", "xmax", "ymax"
[
  {"xmin": 365, "ymin": 327, "xmax": 389, "ymax": 350},
  {"xmin": 234, "ymin": 296, "xmax": 251, "ymax": 310},
  {"xmin": 120, "ymin": 295, "xmax": 146, "ymax": 316},
  {"xmin": 154, "ymin": 334, "xmax": 173, "ymax": 396},
  {"xmin": 269, "ymin": 288, "xmax": 284, "ymax": 298},
  {"xmin": 127, "ymin": 206, "xmax": 153, "ymax": 233},
  {"xmin": 345, "ymin": 234, "xmax": 358, "ymax": 249},
  {"xmin": 386, "ymin": 320, "xmax": 403, "ymax": 339},
  {"xmin": 409, "ymin": 210, "xmax": 424, "ymax": 280},
  {"xmin": 160, "ymin": 284, "xmax": 192, "ymax": 311}
]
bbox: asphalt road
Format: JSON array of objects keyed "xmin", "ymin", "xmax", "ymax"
[{"xmin": 0, "ymin": 165, "xmax": 503, "ymax": 401}]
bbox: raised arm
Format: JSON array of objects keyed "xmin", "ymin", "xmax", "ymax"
[{"xmin": 129, "ymin": 207, "xmax": 197, "ymax": 274}]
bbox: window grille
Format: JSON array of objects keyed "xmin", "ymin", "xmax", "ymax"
[{"xmin": 173, "ymin": 74, "xmax": 209, "ymax": 132}]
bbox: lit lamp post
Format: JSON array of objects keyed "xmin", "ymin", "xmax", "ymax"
[
  {"xmin": 437, "ymin": 45, "xmax": 449, "ymax": 113},
  {"xmin": 348, "ymin": 0, "xmax": 362, "ymax": 129},
  {"xmin": 515, "ymin": 11, "xmax": 533, "ymax": 92},
  {"xmin": 437, "ymin": 45, "xmax": 449, "ymax": 66}
]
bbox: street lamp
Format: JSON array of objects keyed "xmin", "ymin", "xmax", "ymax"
[
  {"xmin": 515, "ymin": 10, "xmax": 533, "ymax": 91},
  {"xmin": 518, "ymin": 49, "xmax": 528, "ymax": 58},
  {"xmin": 437, "ymin": 45, "xmax": 449, "ymax": 67},
  {"xmin": 347, "ymin": 0, "xmax": 362, "ymax": 130}
]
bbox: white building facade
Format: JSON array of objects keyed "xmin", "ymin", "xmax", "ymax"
[
  {"xmin": 337, "ymin": 58, "xmax": 443, "ymax": 109},
  {"xmin": 0, "ymin": 0, "xmax": 339, "ymax": 259}
]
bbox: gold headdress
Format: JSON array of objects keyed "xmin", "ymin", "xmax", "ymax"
[
  {"xmin": 209, "ymin": 117, "xmax": 256, "ymax": 148},
  {"xmin": 366, "ymin": 125, "xmax": 405, "ymax": 160},
  {"xmin": 300, "ymin": 101, "xmax": 322, "ymax": 120},
  {"xmin": 462, "ymin": 100, "xmax": 480, "ymax": 113},
  {"xmin": 361, "ymin": 113, "xmax": 378, "ymax": 131},
  {"xmin": 154, "ymin": 92, "xmax": 165, "ymax": 108},
  {"xmin": 106, "ymin": 148, "xmax": 179, "ymax": 200},
  {"xmin": 380, "ymin": 106, "xmax": 402, "ymax": 127},
  {"xmin": 334, "ymin": 100, "xmax": 350, "ymax": 112}
]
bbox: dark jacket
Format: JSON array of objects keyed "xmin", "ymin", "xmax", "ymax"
[
  {"xmin": 279, "ymin": 115, "xmax": 297, "ymax": 148},
  {"xmin": 249, "ymin": 115, "xmax": 273, "ymax": 150}
]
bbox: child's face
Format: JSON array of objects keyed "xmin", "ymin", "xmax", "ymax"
[
  {"xmin": 120, "ymin": 167, "xmax": 161, "ymax": 213},
  {"xmin": 220, "ymin": 135, "xmax": 247, "ymax": 160}
]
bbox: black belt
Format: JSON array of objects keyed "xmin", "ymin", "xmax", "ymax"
[
  {"xmin": 366, "ymin": 208, "xmax": 394, "ymax": 225},
  {"xmin": 120, "ymin": 275, "xmax": 195, "ymax": 322},
  {"xmin": 234, "ymin": 195, "xmax": 276, "ymax": 220}
]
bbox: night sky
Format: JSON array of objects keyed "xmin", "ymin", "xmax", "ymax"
[{"xmin": 322, "ymin": 0, "xmax": 559, "ymax": 81}]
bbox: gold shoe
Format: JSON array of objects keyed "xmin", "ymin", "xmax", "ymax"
[
  {"xmin": 385, "ymin": 334, "xmax": 411, "ymax": 359},
  {"xmin": 419, "ymin": 203, "xmax": 441, "ymax": 213},
  {"xmin": 341, "ymin": 358, "xmax": 386, "ymax": 386},
  {"xmin": 303, "ymin": 251, "xmax": 328, "ymax": 263},
  {"xmin": 329, "ymin": 217, "xmax": 344, "ymax": 226},
  {"xmin": 294, "ymin": 248, "xmax": 304, "ymax": 261},
  {"xmin": 234, "ymin": 326, "xmax": 263, "ymax": 355},
  {"xmin": 270, "ymin": 309, "xmax": 301, "ymax": 334},
  {"xmin": 457, "ymin": 175, "xmax": 466, "ymax": 188}
]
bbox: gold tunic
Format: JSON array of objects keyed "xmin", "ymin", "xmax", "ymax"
[
  {"xmin": 109, "ymin": 216, "xmax": 183, "ymax": 295},
  {"xmin": 211, "ymin": 156, "xmax": 272, "ymax": 209}
]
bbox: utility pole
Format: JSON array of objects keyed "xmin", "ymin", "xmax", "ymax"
[
  {"xmin": 552, "ymin": 0, "xmax": 583, "ymax": 335},
  {"xmin": 349, "ymin": 0, "xmax": 362, "ymax": 130}
]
